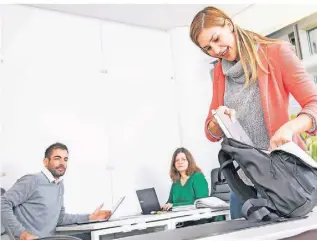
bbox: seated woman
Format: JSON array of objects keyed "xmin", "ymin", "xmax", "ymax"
[{"xmin": 162, "ymin": 147, "xmax": 209, "ymax": 210}]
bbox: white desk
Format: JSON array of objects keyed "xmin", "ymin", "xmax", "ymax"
[
  {"xmin": 117, "ymin": 208, "xmax": 317, "ymax": 240},
  {"xmin": 56, "ymin": 208, "xmax": 229, "ymax": 240},
  {"xmin": 198, "ymin": 208, "xmax": 317, "ymax": 240}
]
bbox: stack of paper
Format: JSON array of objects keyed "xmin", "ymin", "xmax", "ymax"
[
  {"xmin": 171, "ymin": 197, "xmax": 229, "ymax": 211},
  {"xmin": 171, "ymin": 205, "xmax": 196, "ymax": 212},
  {"xmin": 194, "ymin": 197, "xmax": 229, "ymax": 209}
]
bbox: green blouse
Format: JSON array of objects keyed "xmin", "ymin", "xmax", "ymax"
[{"xmin": 166, "ymin": 172, "xmax": 209, "ymax": 206}]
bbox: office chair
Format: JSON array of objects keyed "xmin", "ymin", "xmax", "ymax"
[
  {"xmin": 1, "ymin": 188, "xmax": 6, "ymax": 235},
  {"xmin": 210, "ymin": 168, "xmax": 230, "ymax": 202}
]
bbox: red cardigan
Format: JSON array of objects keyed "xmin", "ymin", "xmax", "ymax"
[{"xmin": 205, "ymin": 42, "xmax": 317, "ymax": 150}]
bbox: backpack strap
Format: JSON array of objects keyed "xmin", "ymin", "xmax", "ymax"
[
  {"xmin": 242, "ymin": 198, "xmax": 279, "ymax": 221},
  {"xmin": 217, "ymin": 158, "xmax": 234, "ymax": 184},
  {"xmin": 218, "ymin": 149, "xmax": 257, "ymax": 203}
]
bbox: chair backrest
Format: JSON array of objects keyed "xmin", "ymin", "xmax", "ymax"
[
  {"xmin": 210, "ymin": 168, "xmax": 230, "ymax": 202},
  {"xmin": 1, "ymin": 188, "xmax": 6, "ymax": 235}
]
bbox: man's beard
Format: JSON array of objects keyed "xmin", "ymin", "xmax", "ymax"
[{"xmin": 48, "ymin": 166, "xmax": 66, "ymax": 178}]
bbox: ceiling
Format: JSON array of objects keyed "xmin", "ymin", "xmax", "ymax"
[{"xmin": 30, "ymin": 4, "xmax": 251, "ymax": 30}]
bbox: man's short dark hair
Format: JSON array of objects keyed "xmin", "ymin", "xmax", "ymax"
[{"xmin": 45, "ymin": 142, "xmax": 68, "ymax": 160}]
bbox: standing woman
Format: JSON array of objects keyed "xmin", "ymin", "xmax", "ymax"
[{"xmin": 190, "ymin": 6, "xmax": 317, "ymax": 219}]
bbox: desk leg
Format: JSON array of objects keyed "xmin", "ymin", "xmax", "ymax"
[
  {"xmin": 91, "ymin": 231, "xmax": 100, "ymax": 240},
  {"xmin": 225, "ymin": 213, "xmax": 231, "ymax": 220},
  {"xmin": 166, "ymin": 220, "xmax": 176, "ymax": 230}
]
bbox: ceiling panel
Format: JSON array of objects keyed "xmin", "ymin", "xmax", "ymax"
[{"xmin": 29, "ymin": 4, "xmax": 251, "ymax": 30}]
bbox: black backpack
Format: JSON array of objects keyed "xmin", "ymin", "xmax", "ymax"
[{"xmin": 218, "ymin": 138, "xmax": 317, "ymax": 221}]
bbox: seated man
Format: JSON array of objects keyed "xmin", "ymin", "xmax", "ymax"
[{"xmin": 1, "ymin": 142, "xmax": 111, "ymax": 240}]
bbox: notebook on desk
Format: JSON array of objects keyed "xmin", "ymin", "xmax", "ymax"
[
  {"xmin": 76, "ymin": 196, "xmax": 125, "ymax": 225},
  {"xmin": 171, "ymin": 197, "xmax": 229, "ymax": 212}
]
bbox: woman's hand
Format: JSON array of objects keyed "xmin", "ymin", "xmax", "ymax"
[
  {"xmin": 217, "ymin": 106, "xmax": 237, "ymax": 123},
  {"xmin": 208, "ymin": 106, "xmax": 237, "ymax": 136},
  {"xmin": 162, "ymin": 203, "xmax": 173, "ymax": 211},
  {"xmin": 269, "ymin": 124, "xmax": 294, "ymax": 151},
  {"xmin": 269, "ymin": 113, "xmax": 315, "ymax": 151},
  {"xmin": 217, "ymin": 106, "xmax": 237, "ymax": 122}
]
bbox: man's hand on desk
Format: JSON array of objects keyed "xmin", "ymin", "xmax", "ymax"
[
  {"xmin": 89, "ymin": 203, "xmax": 112, "ymax": 221},
  {"xmin": 19, "ymin": 231, "xmax": 39, "ymax": 240}
]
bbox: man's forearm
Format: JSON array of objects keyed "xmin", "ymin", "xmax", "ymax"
[{"xmin": 58, "ymin": 208, "xmax": 89, "ymax": 226}]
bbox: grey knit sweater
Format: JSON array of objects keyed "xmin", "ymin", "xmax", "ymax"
[{"xmin": 222, "ymin": 59, "xmax": 270, "ymax": 150}]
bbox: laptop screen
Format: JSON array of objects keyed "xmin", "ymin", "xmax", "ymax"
[
  {"xmin": 136, "ymin": 188, "xmax": 161, "ymax": 214},
  {"xmin": 108, "ymin": 196, "xmax": 125, "ymax": 220},
  {"xmin": 75, "ymin": 196, "xmax": 125, "ymax": 225}
]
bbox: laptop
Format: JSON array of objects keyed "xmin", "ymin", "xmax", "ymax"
[
  {"xmin": 212, "ymin": 108, "xmax": 254, "ymax": 145},
  {"xmin": 76, "ymin": 196, "xmax": 125, "ymax": 224},
  {"xmin": 136, "ymin": 188, "xmax": 162, "ymax": 215}
]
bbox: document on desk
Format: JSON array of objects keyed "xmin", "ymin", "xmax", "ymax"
[
  {"xmin": 171, "ymin": 205, "xmax": 196, "ymax": 212},
  {"xmin": 194, "ymin": 197, "xmax": 229, "ymax": 209},
  {"xmin": 171, "ymin": 197, "xmax": 229, "ymax": 211}
]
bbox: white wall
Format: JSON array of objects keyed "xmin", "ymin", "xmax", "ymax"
[
  {"xmin": 1, "ymin": 5, "xmax": 116, "ymax": 214},
  {"xmin": 168, "ymin": 27, "xmax": 222, "ymax": 186},
  {"xmin": 99, "ymin": 21, "xmax": 180, "ymax": 216},
  {"xmin": 0, "ymin": 5, "xmax": 180, "ymax": 215}
]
